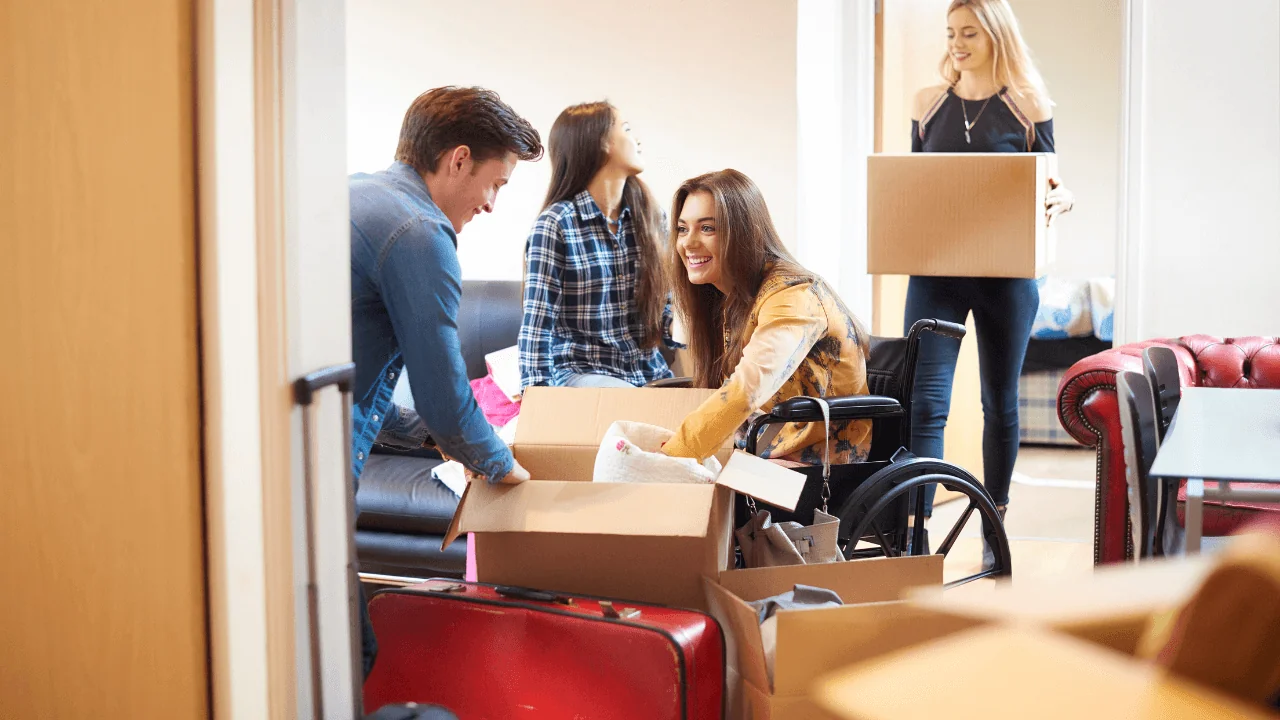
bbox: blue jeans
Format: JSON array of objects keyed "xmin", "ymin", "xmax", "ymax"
[
  {"xmin": 564, "ymin": 372, "xmax": 637, "ymax": 389},
  {"xmin": 904, "ymin": 276, "xmax": 1039, "ymax": 515}
]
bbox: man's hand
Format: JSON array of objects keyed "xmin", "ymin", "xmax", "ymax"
[
  {"xmin": 464, "ymin": 458, "xmax": 530, "ymax": 485},
  {"xmin": 497, "ymin": 459, "xmax": 530, "ymax": 485}
]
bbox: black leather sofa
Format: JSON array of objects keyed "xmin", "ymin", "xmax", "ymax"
[{"xmin": 354, "ymin": 280, "xmax": 523, "ymax": 579}]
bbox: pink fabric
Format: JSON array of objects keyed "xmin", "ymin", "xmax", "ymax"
[
  {"xmin": 465, "ymin": 532, "xmax": 477, "ymax": 582},
  {"xmin": 469, "ymin": 374, "xmax": 520, "ymax": 427}
]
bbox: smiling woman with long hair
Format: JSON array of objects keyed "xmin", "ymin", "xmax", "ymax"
[
  {"xmin": 907, "ymin": 0, "xmax": 1075, "ymax": 559},
  {"xmin": 660, "ymin": 169, "xmax": 871, "ymax": 466},
  {"xmin": 518, "ymin": 101, "xmax": 678, "ymax": 390}
]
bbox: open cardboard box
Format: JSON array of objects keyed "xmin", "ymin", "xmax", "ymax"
[
  {"xmin": 867, "ymin": 152, "xmax": 1058, "ymax": 278},
  {"xmin": 906, "ymin": 553, "xmax": 1215, "ymax": 655},
  {"xmin": 442, "ymin": 387, "xmax": 807, "ymax": 611},
  {"xmin": 813, "ymin": 625, "xmax": 1275, "ymax": 720},
  {"xmin": 704, "ymin": 554, "xmax": 985, "ymax": 720}
]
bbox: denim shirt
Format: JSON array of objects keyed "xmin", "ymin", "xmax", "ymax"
[{"xmin": 348, "ymin": 162, "xmax": 513, "ymax": 482}]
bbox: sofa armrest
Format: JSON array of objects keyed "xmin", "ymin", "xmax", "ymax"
[
  {"xmin": 1057, "ymin": 340, "xmax": 1178, "ymax": 446},
  {"xmin": 1057, "ymin": 339, "xmax": 1186, "ymax": 565}
]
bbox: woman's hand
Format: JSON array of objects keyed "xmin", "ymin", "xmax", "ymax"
[{"xmin": 1046, "ymin": 177, "xmax": 1075, "ymax": 226}]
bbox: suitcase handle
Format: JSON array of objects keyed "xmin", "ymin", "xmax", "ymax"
[
  {"xmin": 493, "ymin": 586, "xmax": 642, "ymax": 619},
  {"xmin": 294, "ymin": 361, "xmax": 362, "ymax": 719},
  {"xmin": 494, "ymin": 585, "xmax": 573, "ymax": 605},
  {"xmin": 294, "ymin": 362, "xmax": 355, "ymax": 406}
]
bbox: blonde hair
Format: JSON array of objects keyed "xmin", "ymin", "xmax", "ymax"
[{"xmin": 940, "ymin": 0, "xmax": 1051, "ymax": 105}]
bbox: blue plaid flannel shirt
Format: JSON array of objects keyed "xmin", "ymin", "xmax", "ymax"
[{"xmin": 519, "ymin": 190, "xmax": 680, "ymax": 389}]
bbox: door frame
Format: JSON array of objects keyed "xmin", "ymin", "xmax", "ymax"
[
  {"xmin": 197, "ymin": 0, "xmax": 355, "ymax": 717},
  {"xmin": 1114, "ymin": 0, "xmax": 1145, "ymax": 344},
  {"xmin": 870, "ymin": 0, "xmax": 1142, "ymax": 344}
]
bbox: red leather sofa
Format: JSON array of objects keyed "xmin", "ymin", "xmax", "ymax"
[{"xmin": 1057, "ymin": 336, "xmax": 1280, "ymax": 563}]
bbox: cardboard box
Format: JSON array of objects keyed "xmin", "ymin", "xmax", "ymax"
[
  {"xmin": 907, "ymin": 554, "xmax": 1214, "ymax": 655},
  {"xmin": 813, "ymin": 625, "xmax": 1275, "ymax": 720},
  {"xmin": 867, "ymin": 152, "xmax": 1057, "ymax": 278},
  {"xmin": 442, "ymin": 387, "xmax": 807, "ymax": 611},
  {"xmin": 704, "ymin": 555, "xmax": 983, "ymax": 719}
]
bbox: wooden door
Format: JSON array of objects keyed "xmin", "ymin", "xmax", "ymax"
[{"xmin": 0, "ymin": 1, "xmax": 209, "ymax": 717}]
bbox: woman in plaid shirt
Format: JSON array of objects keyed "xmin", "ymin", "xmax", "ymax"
[{"xmin": 519, "ymin": 102, "xmax": 679, "ymax": 390}]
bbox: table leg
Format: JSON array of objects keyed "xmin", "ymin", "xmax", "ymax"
[
  {"xmin": 1186, "ymin": 478, "xmax": 1204, "ymax": 554},
  {"xmin": 1160, "ymin": 477, "xmax": 1184, "ymax": 556}
]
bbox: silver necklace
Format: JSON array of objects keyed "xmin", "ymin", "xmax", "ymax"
[{"xmin": 960, "ymin": 93, "xmax": 994, "ymax": 144}]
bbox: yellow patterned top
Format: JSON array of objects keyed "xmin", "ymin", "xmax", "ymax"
[{"xmin": 662, "ymin": 269, "xmax": 872, "ymax": 465}]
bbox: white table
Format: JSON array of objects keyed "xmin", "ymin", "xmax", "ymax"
[{"xmin": 1148, "ymin": 387, "xmax": 1280, "ymax": 553}]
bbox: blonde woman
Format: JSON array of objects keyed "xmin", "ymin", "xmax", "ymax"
[{"xmin": 906, "ymin": 0, "xmax": 1074, "ymax": 557}]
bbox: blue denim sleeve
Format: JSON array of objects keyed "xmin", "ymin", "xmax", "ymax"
[
  {"xmin": 372, "ymin": 403, "xmax": 431, "ymax": 450},
  {"xmin": 518, "ymin": 213, "xmax": 563, "ymax": 389},
  {"xmin": 378, "ymin": 220, "xmax": 514, "ymax": 482}
]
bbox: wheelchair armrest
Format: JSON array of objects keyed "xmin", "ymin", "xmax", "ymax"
[
  {"xmin": 771, "ymin": 395, "xmax": 903, "ymax": 422},
  {"xmin": 646, "ymin": 377, "xmax": 694, "ymax": 389}
]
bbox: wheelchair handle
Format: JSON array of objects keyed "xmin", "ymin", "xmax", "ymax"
[
  {"xmin": 930, "ymin": 320, "xmax": 967, "ymax": 339},
  {"xmin": 907, "ymin": 318, "xmax": 966, "ymax": 341}
]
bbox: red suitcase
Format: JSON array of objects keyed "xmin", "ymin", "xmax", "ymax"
[{"xmin": 363, "ymin": 579, "xmax": 725, "ymax": 719}]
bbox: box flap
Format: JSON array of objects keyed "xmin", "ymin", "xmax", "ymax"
[
  {"xmin": 442, "ymin": 477, "xmax": 717, "ymax": 547},
  {"xmin": 908, "ymin": 554, "xmax": 1212, "ymax": 626},
  {"xmin": 719, "ymin": 555, "xmax": 943, "ymax": 604},
  {"xmin": 715, "ymin": 451, "xmax": 806, "ymax": 512},
  {"xmin": 706, "ymin": 556, "xmax": 945, "ymax": 696},
  {"xmin": 815, "ymin": 626, "xmax": 1275, "ymax": 720},
  {"xmin": 705, "ymin": 577, "xmax": 773, "ymax": 693},
  {"xmin": 515, "ymin": 386, "xmax": 729, "ymax": 449},
  {"xmin": 771, "ymin": 601, "xmax": 983, "ymax": 695}
]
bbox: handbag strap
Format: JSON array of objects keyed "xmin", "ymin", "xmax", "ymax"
[
  {"xmin": 797, "ymin": 396, "xmax": 832, "ymax": 514},
  {"xmin": 746, "ymin": 395, "xmax": 833, "ymax": 514}
]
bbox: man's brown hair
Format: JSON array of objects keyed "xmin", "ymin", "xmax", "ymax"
[{"xmin": 395, "ymin": 86, "xmax": 543, "ymax": 174}]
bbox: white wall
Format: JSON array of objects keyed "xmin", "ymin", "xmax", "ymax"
[
  {"xmin": 1010, "ymin": 0, "xmax": 1122, "ymax": 280},
  {"xmin": 1121, "ymin": 0, "xmax": 1280, "ymax": 340},
  {"xmin": 795, "ymin": 0, "xmax": 876, "ymax": 320},
  {"xmin": 346, "ymin": 0, "xmax": 797, "ymax": 281}
]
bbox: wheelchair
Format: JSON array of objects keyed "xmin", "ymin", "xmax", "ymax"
[{"xmin": 652, "ymin": 319, "xmax": 1013, "ymax": 588}]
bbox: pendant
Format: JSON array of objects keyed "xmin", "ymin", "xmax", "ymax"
[{"xmin": 965, "ymin": 129, "xmax": 971, "ymax": 144}]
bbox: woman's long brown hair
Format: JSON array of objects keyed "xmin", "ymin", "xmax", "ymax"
[
  {"xmin": 669, "ymin": 169, "xmax": 866, "ymax": 388},
  {"xmin": 541, "ymin": 101, "xmax": 667, "ymax": 348}
]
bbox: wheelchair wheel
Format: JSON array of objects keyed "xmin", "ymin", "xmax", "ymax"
[{"xmin": 833, "ymin": 457, "xmax": 1012, "ymax": 588}]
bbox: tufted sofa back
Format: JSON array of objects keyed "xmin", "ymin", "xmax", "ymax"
[{"xmin": 1174, "ymin": 336, "xmax": 1280, "ymax": 389}]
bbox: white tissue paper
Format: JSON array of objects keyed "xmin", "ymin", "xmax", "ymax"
[
  {"xmin": 431, "ymin": 460, "xmax": 467, "ymax": 497},
  {"xmin": 593, "ymin": 420, "xmax": 722, "ymax": 484}
]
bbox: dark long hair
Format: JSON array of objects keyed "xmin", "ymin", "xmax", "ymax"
[
  {"xmin": 669, "ymin": 169, "xmax": 867, "ymax": 388},
  {"xmin": 542, "ymin": 102, "xmax": 667, "ymax": 348}
]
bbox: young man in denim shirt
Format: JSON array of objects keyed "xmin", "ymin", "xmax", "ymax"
[{"xmin": 348, "ymin": 86, "xmax": 543, "ymax": 676}]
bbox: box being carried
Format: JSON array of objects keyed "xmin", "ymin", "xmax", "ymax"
[
  {"xmin": 867, "ymin": 152, "xmax": 1058, "ymax": 279},
  {"xmin": 442, "ymin": 387, "xmax": 807, "ymax": 612}
]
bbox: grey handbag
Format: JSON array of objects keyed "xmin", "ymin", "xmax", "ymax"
[{"xmin": 734, "ymin": 397, "xmax": 844, "ymax": 567}]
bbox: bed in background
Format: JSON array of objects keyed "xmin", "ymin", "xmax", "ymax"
[{"xmin": 1020, "ymin": 276, "xmax": 1114, "ymax": 446}]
